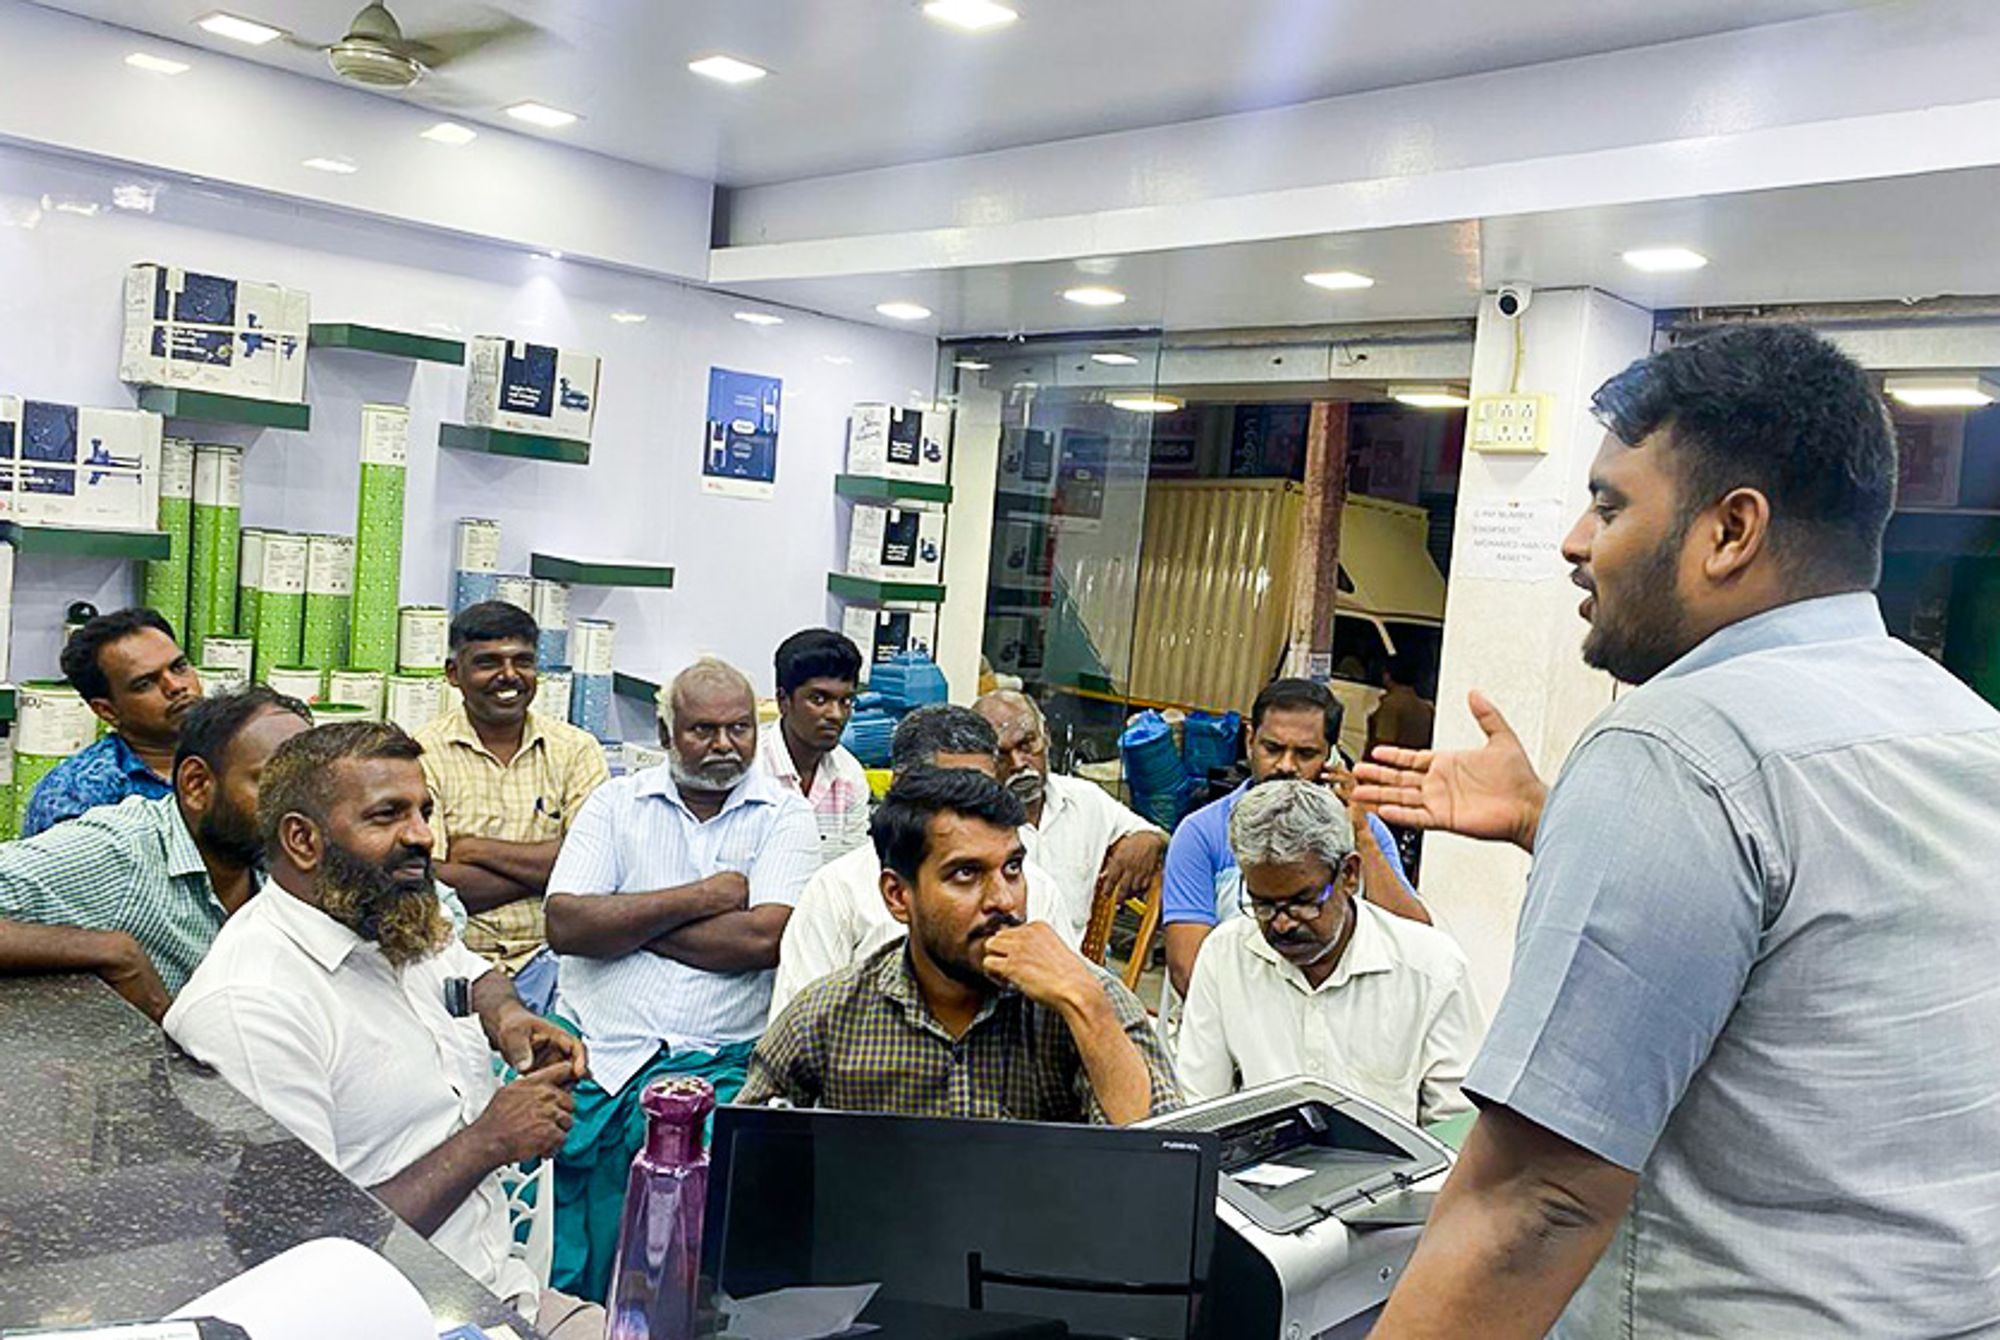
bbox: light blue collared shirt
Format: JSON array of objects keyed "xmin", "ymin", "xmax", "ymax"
[
  {"xmin": 548, "ymin": 762, "xmax": 818, "ymax": 1096},
  {"xmin": 1468, "ymin": 594, "xmax": 2000, "ymax": 1336}
]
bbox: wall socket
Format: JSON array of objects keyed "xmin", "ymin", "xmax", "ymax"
[{"xmin": 1469, "ymin": 393, "xmax": 1554, "ymax": 454}]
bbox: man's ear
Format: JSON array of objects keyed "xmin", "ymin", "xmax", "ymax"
[
  {"xmin": 880, "ymin": 868, "xmax": 913, "ymax": 927},
  {"xmin": 1337, "ymin": 852, "xmax": 1364, "ymax": 898},
  {"xmin": 277, "ymin": 811, "xmax": 323, "ymax": 874},
  {"xmin": 175, "ymin": 754, "xmax": 215, "ymax": 815},
  {"xmin": 1703, "ymin": 487, "xmax": 1773, "ymax": 584},
  {"xmin": 443, "ymin": 658, "xmax": 461, "ymax": 690},
  {"xmin": 86, "ymin": 697, "xmax": 119, "ymax": 730}
]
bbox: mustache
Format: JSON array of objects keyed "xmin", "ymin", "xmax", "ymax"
[
  {"xmin": 1570, "ymin": 569, "xmax": 1594, "ymax": 593},
  {"xmin": 968, "ymin": 911, "xmax": 1023, "ymax": 944}
]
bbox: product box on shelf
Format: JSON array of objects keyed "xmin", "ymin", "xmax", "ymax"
[
  {"xmin": 846, "ymin": 504, "xmax": 945, "ymax": 585},
  {"xmin": 120, "ymin": 263, "xmax": 310, "ymax": 403},
  {"xmin": 997, "ymin": 426, "xmax": 1056, "ymax": 499},
  {"xmin": 464, "ymin": 337, "xmax": 600, "ymax": 441},
  {"xmin": 842, "ymin": 606, "xmax": 939, "ymax": 683},
  {"xmin": 5, "ymin": 402, "xmax": 163, "ymax": 530},
  {"xmin": 846, "ymin": 403, "xmax": 951, "ymax": 486}
]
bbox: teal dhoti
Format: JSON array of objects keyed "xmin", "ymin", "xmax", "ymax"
[{"xmin": 550, "ymin": 1034, "xmax": 755, "ymax": 1304}]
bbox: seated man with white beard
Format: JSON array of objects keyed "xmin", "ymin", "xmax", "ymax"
[{"xmin": 166, "ymin": 722, "xmax": 602, "ymax": 1338}]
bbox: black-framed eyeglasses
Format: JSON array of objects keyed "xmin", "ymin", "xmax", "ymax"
[{"xmin": 1239, "ymin": 882, "xmax": 1339, "ymax": 925}]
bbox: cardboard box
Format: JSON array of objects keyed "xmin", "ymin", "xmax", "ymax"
[
  {"xmin": 0, "ymin": 396, "xmax": 17, "ymax": 521},
  {"xmin": 465, "ymin": 336, "xmax": 600, "ymax": 441},
  {"xmin": 846, "ymin": 403, "xmax": 951, "ymax": 485},
  {"xmin": 120, "ymin": 264, "xmax": 309, "ymax": 402},
  {"xmin": 843, "ymin": 606, "xmax": 939, "ymax": 682},
  {"xmin": 10, "ymin": 402, "xmax": 162, "ymax": 530},
  {"xmin": 846, "ymin": 503, "xmax": 946, "ymax": 584},
  {"xmin": 996, "ymin": 426, "xmax": 1056, "ymax": 497}
]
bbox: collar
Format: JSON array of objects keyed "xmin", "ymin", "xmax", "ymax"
[
  {"xmin": 255, "ymin": 884, "xmax": 365, "ymax": 974},
  {"xmin": 1653, "ymin": 592, "xmax": 1886, "ymax": 684},
  {"xmin": 758, "ymin": 720, "xmax": 801, "ymax": 782},
  {"xmin": 110, "ymin": 733, "xmax": 169, "ymax": 783},
  {"xmin": 635, "ymin": 757, "xmax": 783, "ymax": 818},
  {"xmin": 437, "ymin": 705, "xmax": 548, "ymax": 761},
  {"xmin": 157, "ymin": 794, "xmax": 213, "ymax": 880},
  {"xmin": 874, "ymin": 942, "xmax": 1006, "ymax": 1039},
  {"xmin": 1245, "ymin": 896, "xmax": 1395, "ymax": 993}
]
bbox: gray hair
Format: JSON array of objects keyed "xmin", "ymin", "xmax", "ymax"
[
  {"xmin": 1228, "ymin": 779, "xmax": 1356, "ymax": 872},
  {"xmin": 890, "ymin": 704, "xmax": 998, "ymax": 772},
  {"xmin": 975, "ymin": 688, "xmax": 1045, "ymax": 736},
  {"xmin": 656, "ymin": 656, "xmax": 754, "ymax": 727}
]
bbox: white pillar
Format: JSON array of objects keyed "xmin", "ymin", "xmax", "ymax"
[
  {"xmin": 937, "ymin": 388, "xmax": 1002, "ymax": 703},
  {"xmin": 1421, "ymin": 288, "xmax": 1654, "ymax": 1010}
]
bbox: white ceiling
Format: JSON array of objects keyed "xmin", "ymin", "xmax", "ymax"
[{"xmin": 37, "ymin": 0, "xmax": 1877, "ymax": 186}]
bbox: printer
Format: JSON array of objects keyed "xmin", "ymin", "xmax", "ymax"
[{"xmin": 1138, "ymin": 1077, "xmax": 1455, "ymax": 1340}]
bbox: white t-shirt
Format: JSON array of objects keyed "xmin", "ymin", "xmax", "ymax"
[
  {"xmin": 1020, "ymin": 772, "xmax": 1161, "ymax": 937},
  {"xmin": 1175, "ymin": 899, "xmax": 1482, "ymax": 1126},
  {"xmin": 165, "ymin": 887, "xmax": 539, "ymax": 1310}
]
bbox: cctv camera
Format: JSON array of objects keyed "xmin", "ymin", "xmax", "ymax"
[{"xmin": 1495, "ymin": 283, "xmax": 1533, "ymax": 319}]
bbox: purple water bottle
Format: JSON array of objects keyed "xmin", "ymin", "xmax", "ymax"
[{"xmin": 607, "ymin": 1075, "xmax": 716, "ymax": 1340}]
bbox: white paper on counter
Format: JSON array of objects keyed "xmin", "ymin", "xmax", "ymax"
[
  {"xmin": 718, "ymin": 1283, "xmax": 882, "ymax": 1340},
  {"xmin": 169, "ymin": 1237, "xmax": 434, "ymax": 1340}
]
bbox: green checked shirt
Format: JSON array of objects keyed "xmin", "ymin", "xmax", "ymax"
[
  {"xmin": 739, "ymin": 939, "xmax": 1182, "ymax": 1123},
  {"xmin": 0, "ymin": 793, "xmax": 229, "ymax": 995}
]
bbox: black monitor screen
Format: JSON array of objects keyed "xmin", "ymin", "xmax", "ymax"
[{"xmin": 703, "ymin": 1107, "xmax": 1219, "ymax": 1340}]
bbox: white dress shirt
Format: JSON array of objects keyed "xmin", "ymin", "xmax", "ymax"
[
  {"xmin": 165, "ymin": 887, "xmax": 538, "ymax": 1310},
  {"xmin": 1020, "ymin": 773, "xmax": 1160, "ymax": 938},
  {"xmin": 757, "ymin": 720, "xmax": 871, "ymax": 865},
  {"xmin": 1176, "ymin": 899, "xmax": 1482, "ymax": 1126},
  {"xmin": 768, "ymin": 840, "xmax": 1078, "ymax": 1024},
  {"xmin": 549, "ymin": 762, "xmax": 819, "ymax": 1095}
]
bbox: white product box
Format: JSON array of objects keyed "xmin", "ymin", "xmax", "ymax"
[
  {"xmin": 0, "ymin": 396, "xmax": 17, "ymax": 522},
  {"xmin": 120, "ymin": 264, "xmax": 310, "ymax": 403},
  {"xmin": 996, "ymin": 425, "xmax": 1057, "ymax": 498},
  {"xmin": 846, "ymin": 504, "xmax": 946, "ymax": 585},
  {"xmin": 846, "ymin": 403, "xmax": 951, "ymax": 486},
  {"xmin": 842, "ymin": 606, "xmax": 939, "ymax": 682},
  {"xmin": 464, "ymin": 336, "xmax": 601, "ymax": 441},
  {"xmin": 9, "ymin": 402, "xmax": 163, "ymax": 530}
]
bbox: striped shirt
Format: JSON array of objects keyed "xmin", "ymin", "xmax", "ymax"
[
  {"xmin": 757, "ymin": 721, "xmax": 871, "ymax": 864},
  {"xmin": 0, "ymin": 792, "xmax": 226, "ymax": 993},
  {"xmin": 415, "ymin": 707, "xmax": 610, "ymax": 972},
  {"xmin": 549, "ymin": 762, "xmax": 819, "ymax": 1096},
  {"xmin": 740, "ymin": 939, "xmax": 1182, "ymax": 1123}
]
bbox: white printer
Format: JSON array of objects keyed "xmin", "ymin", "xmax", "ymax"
[{"xmin": 1138, "ymin": 1077, "xmax": 1456, "ymax": 1340}]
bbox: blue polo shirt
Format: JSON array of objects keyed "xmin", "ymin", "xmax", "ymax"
[
  {"xmin": 23, "ymin": 734, "xmax": 172, "ymax": 837},
  {"xmin": 1160, "ymin": 781, "xmax": 1413, "ymax": 926}
]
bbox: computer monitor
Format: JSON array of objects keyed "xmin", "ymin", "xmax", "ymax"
[{"xmin": 703, "ymin": 1106, "xmax": 1220, "ymax": 1340}]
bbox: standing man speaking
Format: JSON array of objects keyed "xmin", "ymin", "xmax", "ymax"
[{"xmin": 1360, "ymin": 326, "xmax": 2000, "ymax": 1336}]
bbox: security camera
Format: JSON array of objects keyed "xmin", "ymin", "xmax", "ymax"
[{"xmin": 1495, "ymin": 283, "xmax": 1533, "ymax": 319}]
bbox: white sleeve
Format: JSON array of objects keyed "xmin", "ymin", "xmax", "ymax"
[
  {"xmin": 1173, "ymin": 935, "xmax": 1236, "ymax": 1104},
  {"xmin": 769, "ymin": 866, "xmax": 855, "ymax": 1024},
  {"xmin": 169, "ymin": 988, "xmax": 340, "ymax": 1167},
  {"xmin": 1025, "ymin": 857, "xmax": 1086, "ymax": 949},
  {"xmin": 1418, "ymin": 957, "xmax": 1484, "ymax": 1125}
]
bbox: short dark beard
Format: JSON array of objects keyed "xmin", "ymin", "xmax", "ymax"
[
  {"xmin": 198, "ymin": 803, "xmax": 263, "ymax": 868},
  {"xmin": 915, "ymin": 908, "xmax": 1019, "ymax": 994},
  {"xmin": 1581, "ymin": 523, "xmax": 1697, "ymax": 685},
  {"xmin": 317, "ymin": 841, "xmax": 451, "ymax": 968}
]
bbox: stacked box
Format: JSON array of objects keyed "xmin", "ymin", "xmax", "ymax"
[
  {"xmin": 385, "ymin": 674, "xmax": 444, "ymax": 733},
  {"xmin": 571, "ymin": 618, "xmax": 615, "ymax": 740},
  {"xmin": 0, "ymin": 731, "xmax": 15, "ymax": 842},
  {"xmin": 493, "ymin": 574, "xmax": 534, "ymax": 614},
  {"xmin": 452, "ymin": 518, "xmax": 501, "ymax": 614},
  {"xmin": 266, "ymin": 666, "xmax": 323, "ymax": 705},
  {"xmin": 308, "ymin": 701, "xmax": 372, "ymax": 727},
  {"xmin": 198, "ymin": 661, "xmax": 250, "ymax": 695},
  {"xmin": 236, "ymin": 527, "xmax": 269, "ymax": 637},
  {"xmin": 142, "ymin": 437, "xmax": 195, "ymax": 636},
  {"xmin": 201, "ymin": 636, "xmax": 254, "ymax": 693},
  {"xmin": 13, "ymin": 681, "xmax": 96, "ymax": 837},
  {"xmin": 846, "ymin": 403, "xmax": 951, "ymax": 485},
  {"xmin": 252, "ymin": 532, "xmax": 307, "ymax": 684},
  {"xmin": 464, "ymin": 336, "xmax": 600, "ymax": 440},
  {"xmin": 842, "ymin": 606, "xmax": 940, "ymax": 683},
  {"xmin": 13, "ymin": 403, "xmax": 163, "ymax": 529},
  {"xmin": 187, "ymin": 444, "xmax": 243, "ymax": 662},
  {"xmin": 325, "ymin": 669, "xmax": 385, "ymax": 721},
  {"xmin": 846, "ymin": 504, "xmax": 946, "ymax": 584},
  {"xmin": 397, "ymin": 605, "xmax": 448, "ymax": 676},
  {"xmin": 537, "ymin": 668, "xmax": 573, "ymax": 726},
  {"xmin": 302, "ymin": 533, "xmax": 354, "ymax": 672},
  {"xmin": 531, "ymin": 579, "xmax": 569, "ymax": 666},
  {"xmin": 348, "ymin": 404, "xmax": 409, "ymax": 672},
  {"xmin": 120, "ymin": 263, "xmax": 309, "ymax": 403}
]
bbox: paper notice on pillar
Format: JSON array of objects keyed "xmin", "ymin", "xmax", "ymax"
[
  {"xmin": 1457, "ymin": 497, "xmax": 1572, "ymax": 582},
  {"xmin": 703, "ymin": 366, "xmax": 782, "ymax": 499}
]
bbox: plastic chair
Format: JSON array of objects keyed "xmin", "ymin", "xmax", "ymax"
[
  {"xmin": 498, "ymin": 1157, "xmax": 555, "ymax": 1293},
  {"xmin": 1081, "ymin": 869, "xmax": 1164, "ymax": 996}
]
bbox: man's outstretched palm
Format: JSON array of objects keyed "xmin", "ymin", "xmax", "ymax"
[{"xmin": 1352, "ymin": 691, "xmax": 1548, "ymax": 852}]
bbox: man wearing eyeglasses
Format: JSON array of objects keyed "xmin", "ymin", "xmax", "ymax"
[{"xmin": 1174, "ymin": 779, "xmax": 1479, "ymax": 1127}]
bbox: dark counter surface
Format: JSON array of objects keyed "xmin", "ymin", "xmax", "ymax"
[{"xmin": 0, "ymin": 973, "xmax": 543, "ymax": 1336}]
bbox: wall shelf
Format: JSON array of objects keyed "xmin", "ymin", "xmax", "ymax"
[
  {"xmin": 827, "ymin": 572, "xmax": 946, "ymax": 604},
  {"xmin": 0, "ymin": 686, "xmax": 16, "ymax": 723},
  {"xmin": 134, "ymin": 386, "xmax": 310, "ymax": 431},
  {"xmin": 0, "ymin": 522, "xmax": 172, "ymax": 560},
  {"xmin": 530, "ymin": 554, "xmax": 674, "ymax": 588},
  {"xmin": 613, "ymin": 670, "xmax": 661, "ymax": 704},
  {"xmin": 834, "ymin": 473, "xmax": 953, "ymax": 505},
  {"xmin": 439, "ymin": 423, "xmax": 591, "ymax": 466},
  {"xmin": 309, "ymin": 323, "xmax": 465, "ymax": 365}
]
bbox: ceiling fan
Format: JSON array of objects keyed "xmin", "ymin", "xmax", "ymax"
[{"xmin": 285, "ymin": 2, "xmax": 541, "ymax": 92}]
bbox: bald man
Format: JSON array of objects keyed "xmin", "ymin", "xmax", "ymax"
[{"xmin": 543, "ymin": 656, "xmax": 818, "ymax": 1304}]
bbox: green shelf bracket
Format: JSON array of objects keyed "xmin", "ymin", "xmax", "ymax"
[
  {"xmin": 309, "ymin": 323, "xmax": 465, "ymax": 365},
  {"xmin": 613, "ymin": 670, "xmax": 662, "ymax": 704},
  {"xmin": 0, "ymin": 522, "xmax": 171, "ymax": 560},
  {"xmin": 0, "ymin": 686, "xmax": 15, "ymax": 723},
  {"xmin": 530, "ymin": 554, "xmax": 674, "ymax": 588},
  {"xmin": 827, "ymin": 572, "xmax": 947, "ymax": 604},
  {"xmin": 439, "ymin": 423, "xmax": 591, "ymax": 465},
  {"xmin": 834, "ymin": 473, "xmax": 953, "ymax": 505},
  {"xmin": 134, "ymin": 386, "xmax": 310, "ymax": 431}
]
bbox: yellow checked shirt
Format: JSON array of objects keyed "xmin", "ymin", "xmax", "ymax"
[{"xmin": 414, "ymin": 706, "xmax": 611, "ymax": 973}]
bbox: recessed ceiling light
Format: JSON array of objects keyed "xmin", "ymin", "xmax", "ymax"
[
  {"xmin": 1091, "ymin": 352, "xmax": 1141, "ymax": 366},
  {"xmin": 688, "ymin": 54, "xmax": 768, "ymax": 84},
  {"xmin": 734, "ymin": 311, "xmax": 784, "ymax": 327},
  {"xmin": 954, "ymin": 359, "xmax": 992, "ymax": 371},
  {"xmin": 875, "ymin": 301, "xmax": 932, "ymax": 321},
  {"xmin": 505, "ymin": 101, "xmax": 580, "ymax": 129},
  {"xmin": 126, "ymin": 52, "xmax": 190, "ymax": 75},
  {"xmin": 1883, "ymin": 375, "xmax": 1999, "ymax": 409},
  {"xmin": 1390, "ymin": 385, "xmax": 1471, "ymax": 409},
  {"xmin": 1063, "ymin": 286, "xmax": 1127, "ymax": 307},
  {"xmin": 301, "ymin": 157, "xmax": 358, "ymax": 174},
  {"xmin": 196, "ymin": 11, "xmax": 282, "ymax": 45},
  {"xmin": 48, "ymin": 198, "xmax": 101, "ymax": 217},
  {"xmin": 539, "ymin": 249, "xmax": 563, "ymax": 260},
  {"xmin": 822, "ymin": 354, "xmax": 854, "ymax": 366},
  {"xmin": 923, "ymin": 0, "xmax": 1020, "ymax": 31},
  {"xmin": 1621, "ymin": 247, "xmax": 1708, "ymax": 273},
  {"xmin": 420, "ymin": 121, "xmax": 477, "ymax": 146},
  {"xmin": 609, "ymin": 311, "xmax": 648, "ymax": 324},
  {"xmin": 1303, "ymin": 270, "xmax": 1375, "ymax": 291},
  {"xmin": 1110, "ymin": 395, "xmax": 1183, "ymax": 413}
]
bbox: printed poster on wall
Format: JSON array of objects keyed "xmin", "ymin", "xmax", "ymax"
[
  {"xmin": 1458, "ymin": 497, "xmax": 1571, "ymax": 583},
  {"xmin": 702, "ymin": 367, "xmax": 782, "ymax": 499}
]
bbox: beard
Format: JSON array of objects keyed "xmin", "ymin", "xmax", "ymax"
[
  {"xmin": 670, "ymin": 751, "xmax": 748, "ymax": 792},
  {"xmin": 915, "ymin": 907, "xmax": 1021, "ymax": 993},
  {"xmin": 199, "ymin": 802, "xmax": 264, "ymax": 868},
  {"xmin": 1580, "ymin": 527, "xmax": 1697, "ymax": 686},
  {"xmin": 318, "ymin": 840, "xmax": 452, "ymax": 969},
  {"xmin": 1002, "ymin": 768, "xmax": 1046, "ymax": 809}
]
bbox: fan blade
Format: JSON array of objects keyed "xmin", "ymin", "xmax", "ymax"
[
  {"xmin": 276, "ymin": 31, "xmax": 333, "ymax": 56},
  {"xmin": 397, "ymin": 69, "xmax": 488, "ymax": 114},
  {"xmin": 405, "ymin": 14, "xmax": 545, "ymax": 69}
]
